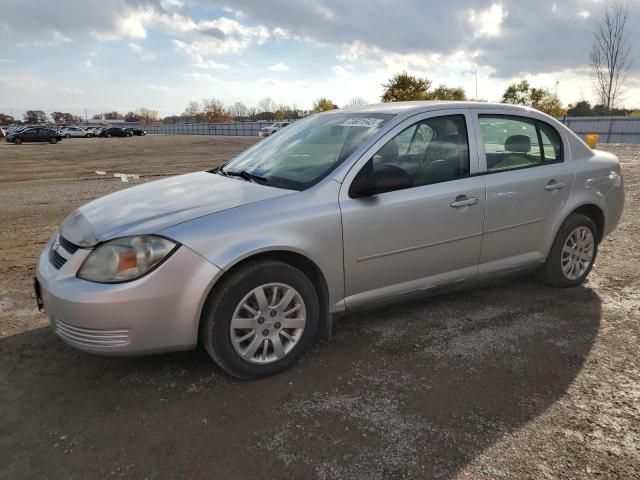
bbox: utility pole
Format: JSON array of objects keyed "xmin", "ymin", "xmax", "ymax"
[{"xmin": 474, "ymin": 67, "xmax": 478, "ymax": 100}]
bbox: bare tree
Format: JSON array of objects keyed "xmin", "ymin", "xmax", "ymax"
[
  {"xmin": 590, "ymin": 0, "xmax": 633, "ymax": 112},
  {"xmin": 231, "ymin": 102, "xmax": 249, "ymax": 118},
  {"xmin": 257, "ymin": 97, "xmax": 277, "ymax": 113},
  {"xmin": 345, "ymin": 97, "xmax": 368, "ymax": 107}
]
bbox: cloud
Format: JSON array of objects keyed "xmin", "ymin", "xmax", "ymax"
[
  {"xmin": 84, "ymin": 52, "xmax": 97, "ymax": 68},
  {"xmin": 193, "ymin": 59, "xmax": 231, "ymax": 70},
  {"xmin": 145, "ymin": 84, "xmax": 174, "ymax": 91},
  {"xmin": 267, "ymin": 62, "xmax": 290, "ymax": 72},
  {"xmin": 207, "ymin": 0, "xmax": 640, "ymax": 78},
  {"xmin": 186, "ymin": 72, "xmax": 219, "ymax": 82},
  {"xmin": 128, "ymin": 42, "xmax": 156, "ymax": 61}
]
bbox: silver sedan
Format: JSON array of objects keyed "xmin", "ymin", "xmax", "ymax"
[{"xmin": 35, "ymin": 102, "xmax": 624, "ymax": 379}]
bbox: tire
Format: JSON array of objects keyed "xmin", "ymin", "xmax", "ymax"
[
  {"xmin": 49, "ymin": 137, "xmax": 58, "ymax": 144},
  {"xmin": 85, "ymin": 134, "xmax": 89, "ymax": 138},
  {"xmin": 14, "ymin": 137, "xmax": 22, "ymax": 145},
  {"xmin": 200, "ymin": 260, "xmax": 320, "ymax": 380},
  {"xmin": 537, "ymin": 213, "xmax": 598, "ymax": 288},
  {"xmin": 107, "ymin": 133, "xmax": 112, "ymax": 138},
  {"xmin": 65, "ymin": 134, "xmax": 70, "ymax": 138}
]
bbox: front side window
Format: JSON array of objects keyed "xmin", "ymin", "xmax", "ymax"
[
  {"xmin": 223, "ymin": 113, "xmax": 392, "ymax": 190},
  {"xmin": 358, "ymin": 114, "xmax": 470, "ymax": 190},
  {"xmin": 479, "ymin": 115, "xmax": 563, "ymax": 172}
]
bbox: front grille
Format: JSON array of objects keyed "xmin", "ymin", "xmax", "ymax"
[
  {"xmin": 48, "ymin": 234, "xmax": 80, "ymax": 269},
  {"xmin": 49, "ymin": 248, "xmax": 66, "ymax": 268},
  {"xmin": 59, "ymin": 236, "xmax": 79, "ymax": 254},
  {"xmin": 54, "ymin": 319, "xmax": 131, "ymax": 348}
]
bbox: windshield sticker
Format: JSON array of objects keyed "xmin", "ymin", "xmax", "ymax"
[{"xmin": 339, "ymin": 118, "xmax": 384, "ymax": 128}]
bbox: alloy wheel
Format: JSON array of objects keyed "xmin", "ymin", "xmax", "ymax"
[
  {"xmin": 229, "ymin": 283, "xmax": 306, "ymax": 364},
  {"xmin": 561, "ymin": 226, "xmax": 595, "ymax": 280}
]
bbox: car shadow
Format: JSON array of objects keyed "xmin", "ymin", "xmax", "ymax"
[{"xmin": 0, "ymin": 276, "xmax": 601, "ymax": 479}]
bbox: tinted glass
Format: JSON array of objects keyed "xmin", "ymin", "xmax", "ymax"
[
  {"xmin": 224, "ymin": 113, "xmax": 392, "ymax": 190},
  {"xmin": 479, "ymin": 115, "xmax": 563, "ymax": 172},
  {"xmin": 368, "ymin": 115, "xmax": 470, "ymax": 188}
]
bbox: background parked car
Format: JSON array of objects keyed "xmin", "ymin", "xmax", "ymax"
[
  {"xmin": 5, "ymin": 127, "xmax": 63, "ymax": 144},
  {"xmin": 99, "ymin": 127, "xmax": 132, "ymax": 138},
  {"xmin": 61, "ymin": 126, "xmax": 92, "ymax": 138},
  {"xmin": 259, "ymin": 121, "xmax": 290, "ymax": 137},
  {"xmin": 124, "ymin": 127, "xmax": 146, "ymax": 136}
]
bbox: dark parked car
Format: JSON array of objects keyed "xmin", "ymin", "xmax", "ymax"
[
  {"xmin": 124, "ymin": 127, "xmax": 146, "ymax": 136},
  {"xmin": 100, "ymin": 127, "xmax": 132, "ymax": 138},
  {"xmin": 5, "ymin": 127, "xmax": 63, "ymax": 144}
]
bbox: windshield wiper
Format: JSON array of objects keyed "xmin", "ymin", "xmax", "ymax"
[{"xmin": 224, "ymin": 170, "xmax": 268, "ymax": 184}]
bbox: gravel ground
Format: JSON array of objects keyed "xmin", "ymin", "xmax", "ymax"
[{"xmin": 0, "ymin": 136, "xmax": 638, "ymax": 479}]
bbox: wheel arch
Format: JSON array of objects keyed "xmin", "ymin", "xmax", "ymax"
[
  {"xmin": 570, "ymin": 204, "xmax": 605, "ymax": 242},
  {"xmin": 197, "ymin": 248, "xmax": 333, "ymax": 343}
]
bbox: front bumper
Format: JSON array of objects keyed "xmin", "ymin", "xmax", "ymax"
[{"xmin": 36, "ymin": 238, "xmax": 221, "ymax": 355}]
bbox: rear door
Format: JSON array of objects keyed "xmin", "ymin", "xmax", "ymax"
[
  {"xmin": 339, "ymin": 109, "xmax": 485, "ymax": 307},
  {"xmin": 472, "ymin": 110, "xmax": 575, "ymax": 274}
]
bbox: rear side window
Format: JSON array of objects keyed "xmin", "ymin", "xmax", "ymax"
[{"xmin": 479, "ymin": 115, "xmax": 563, "ymax": 172}]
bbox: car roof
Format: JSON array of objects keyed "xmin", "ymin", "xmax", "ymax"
[{"xmin": 328, "ymin": 101, "xmax": 541, "ymax": 117}]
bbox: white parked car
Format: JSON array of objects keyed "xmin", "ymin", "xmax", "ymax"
[
  {"xmin": 61, "ymin": 127, "xmax": 91, "ymax": 138},
  {"xmin": 259, "ymin": 121, "xmax": 290, "ymax": 137}
]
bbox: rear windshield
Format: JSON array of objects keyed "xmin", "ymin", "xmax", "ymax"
[{"xmin": 223, "ymin": 112, "xmax": 393, "ymax": 190}]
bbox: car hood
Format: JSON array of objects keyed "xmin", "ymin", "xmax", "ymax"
[{"xmin": 59, "ymin": 171, "xmax": 294, "ymax": 247}]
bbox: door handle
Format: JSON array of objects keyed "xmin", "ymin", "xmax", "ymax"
[
  {"xmin": 544, "ymin": 180, "xmax": 566, "ymax": 191},
  {"xmin": 450, "ymin": 195, "xmax": 479, "ymax": 208}
]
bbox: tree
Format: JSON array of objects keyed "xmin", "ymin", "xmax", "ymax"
[
  {"xmin": 92, "ymin": 113, "xmax": 104, "ymax": 121},
  {"xmin": 23, "ymin": 110, "xmax": 47, "ymax": 123},
  {"xmin": 430, "ymin": 85, "xmax": 467, "ymax": 101},
  {"xmin": 51, "ymin": 112, "xmax": 82, "ymax": 124},
  {"xmin": 312, "ymin": 97, "xmax": 336, "ymax": 112},
  {"xmin": 202, "ymin": 98, "xmax": 232, "ymax": 123},
  {"xmin": 182, "ymin": 101, "xmax": 201, "ymax": 122},
  {"xmin": 135, "ymin": 107, "xmax": 159, "ymax": 124},
  {"xmin": 501, "ymin": 80, "xmax": 532, "ymax": 105},
  {"xmin": 231, "ymin": 102, "xmax": 249, "ymax": 118},
  {"xmin": 381, "ymin": 72, "xmax": 431, "ymax": 102},
  {"xmin": 567, "ymin": 100, "xmax": 594, "ymax": 117},
  {"xmin": 591, "ymin": 0, "xmax": 633, "ymax": 112},
  {"xmin": 0, "ymin": 113, "xmax": 15, "ymax": 124},
  {"xmin": 501, "ymin": 80, "xmax": 564, "ymax": 116},
  {"xmin": 257, "ymin": 97, "xmax": 277, "ymax": 114},
  {"xmin": 104, "ymin": 111, "xmax": 123, "ymax": 120},
  {"xmin": 345, "ymin": 97, "xmax": 368, "ymax": 107},
  {"xmin": 124, "ymin": 111, "xmax": 141, "ymax": 122}
]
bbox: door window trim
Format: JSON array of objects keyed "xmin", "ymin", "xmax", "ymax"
[{"xmin": 341, "ymin": 109, "xmax": 478, "ymax": 200}]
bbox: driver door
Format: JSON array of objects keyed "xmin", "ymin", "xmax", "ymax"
[{"xmin": 339, "ymin": 109, "xmax": 486, "ymax": 307}]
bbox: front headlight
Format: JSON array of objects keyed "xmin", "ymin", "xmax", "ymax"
[{"xmin": 77, "ymin": 235, "xmax": 178, "ymax": 283}]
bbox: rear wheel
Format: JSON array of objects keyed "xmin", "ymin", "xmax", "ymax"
[
  {"xmin": 537, "ymin": 213, "xmax": 598, "ymax": 287},
  {"xmin": 106, "ymin": 133, "xmax": 112, "ymax": 138},
  {"xmin": 201, "ymin": 260, "xmax": 320, "ymax": 380},
  {"xmin": 49, "ymin": 137, "xmax": 58, "ymax": 144},
  {"xmin": 65, "ymin": 134, "xmax": 70, "ymax": 138}
]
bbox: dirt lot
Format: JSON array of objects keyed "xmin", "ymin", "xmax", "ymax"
[{"xmin": 0, "ymin": 136, "xmax": 638, "ymax": 479}]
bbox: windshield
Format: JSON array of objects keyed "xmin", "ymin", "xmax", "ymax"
[{"xmin": 223, "ymin": 112, "xmax": 393, "ymax": 190}]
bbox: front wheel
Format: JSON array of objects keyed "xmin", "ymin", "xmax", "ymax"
[
  {"xmin": 106, "ymin": 133, "xmax": 112, "ymax": 138},
  {"xmin": 14, "ymin": 137, "xmax": 22, "ymax": 145},
  {"xmin": 65, "ymin": 134, "xmax": 70, "ymax": 138},
  {"xmin": 200, "ymin": 260, "xmax": 320, "ymax": 379},
  {"xmin": 537, "ymin": 213, "xmax": 598, "ymax": 288}
]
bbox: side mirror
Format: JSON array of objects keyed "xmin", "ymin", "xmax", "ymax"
[{"xmin": 350, "ymin": 165, "xmax": 413, "ymax": 198}]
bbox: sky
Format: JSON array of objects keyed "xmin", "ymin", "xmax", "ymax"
[{"xmin": 0, "ymin": 0, "xmax": 639, "ymax": 119}]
